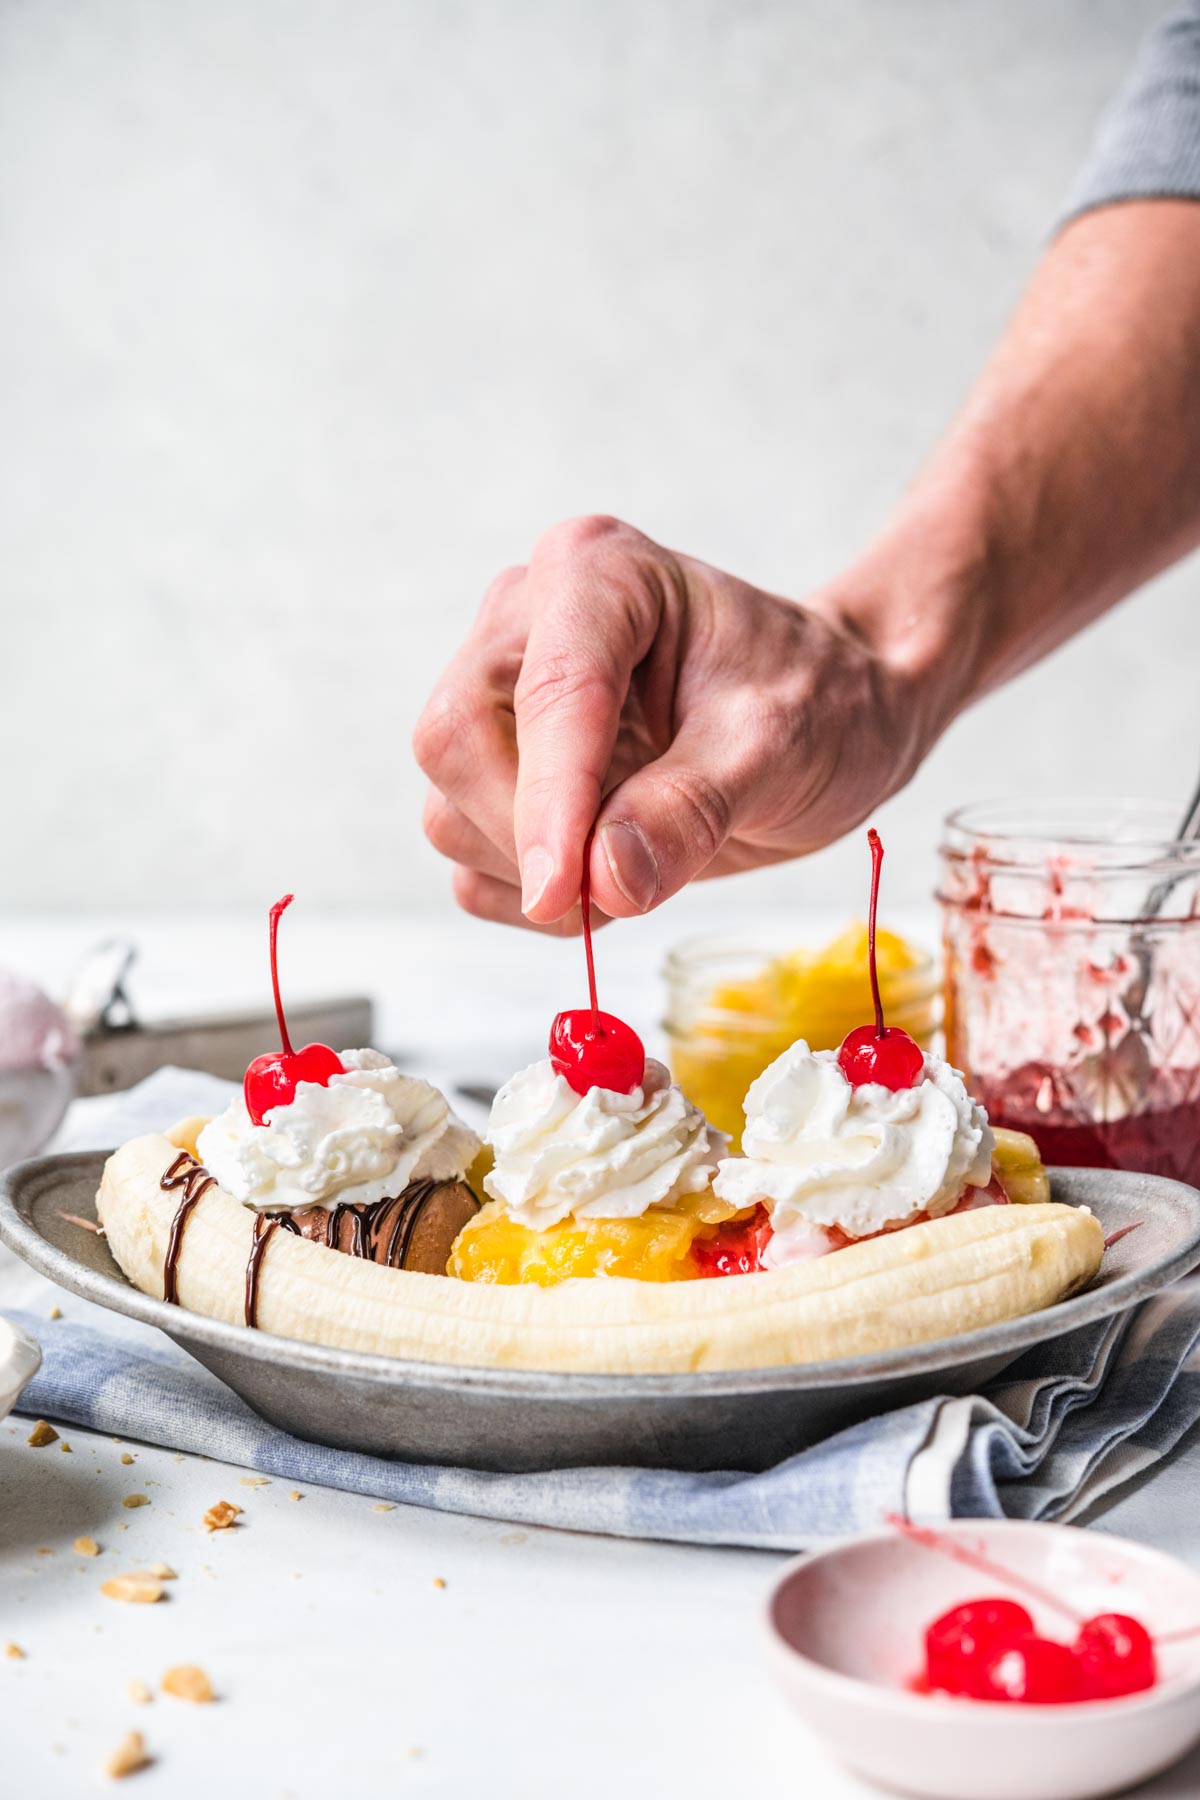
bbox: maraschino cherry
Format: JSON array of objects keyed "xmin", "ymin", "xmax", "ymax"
[
  {"xmin": 243, "ymin": 894, "xmax": 345, "ymax": 1127},
  {"xmin": 924, "ymin": 1602, "xmax": 1159, "ymax": 1704},
  {"xmin": 1072, "ymin": 1613, "xmax": 1157, "ymax": 1700},
  {"xmin": 925, "ymin": 1599, "xmax": 1035, "ymax": 1699},
  {"xmin": 549, "ymin": 830, "xmax": 645, "ymax": 1097},
  {"xmin": 979, "ymin": 1633, "xmax": 1084, "ymax": 1705},
  {"xmin": 837, "ymin": 828, "xmax": 924, "ymax": 1092}
]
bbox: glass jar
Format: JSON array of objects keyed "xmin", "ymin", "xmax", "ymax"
[
  {"xmin": 939, "ymin": 800, "xmax": 1200, "ymax": 1187},
  {"xmin": 662, "ymin": 927, "xmax": 940, "ymax": 1148}
]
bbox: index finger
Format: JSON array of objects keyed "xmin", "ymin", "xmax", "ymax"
[{"xmin": 511, "ymin": 516, "xmax": 663, "ymax": 921}]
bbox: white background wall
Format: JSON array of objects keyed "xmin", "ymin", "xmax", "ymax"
[{"xmin": 2, "ymin": 0, "xmax": 1195, "ymax": 919}]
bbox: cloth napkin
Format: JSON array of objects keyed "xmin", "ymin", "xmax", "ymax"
[{"xmin": 4, "ymin": 1070, "xmax": 1200, "ymax": 1552}]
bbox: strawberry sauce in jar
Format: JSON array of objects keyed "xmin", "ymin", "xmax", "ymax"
[{"xmin": 939, "ymin": 801, "xmax": 1200, "ymax": 1189}]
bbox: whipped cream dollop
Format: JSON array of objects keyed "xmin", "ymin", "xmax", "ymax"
[
  {"xmin": 196, "ymin": 1048, "xmax": 480, "ymax": 1213},
  {"xmin": 484, "ymin": 1057, "xmax": 725, "ymax": 1231},
  {"xmin": 713, "ymin": 1041, "xmax": 994, "ymax": 1268}
]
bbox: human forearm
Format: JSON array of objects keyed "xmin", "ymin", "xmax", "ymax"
[{"xmin": 828, "ymin": 201, "xmax": 1200, "ymax": 745}]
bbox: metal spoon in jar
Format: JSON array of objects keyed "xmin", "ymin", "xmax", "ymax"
[{"xmin": 1076, "ymin": 770, "xmax": 1200, "ymax": 1119}]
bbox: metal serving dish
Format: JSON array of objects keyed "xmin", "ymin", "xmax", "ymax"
[{"xmin": 2, "ymin": 1153, "xmax": 1199, "ymax": 1473}]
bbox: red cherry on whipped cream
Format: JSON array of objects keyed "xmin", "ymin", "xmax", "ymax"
[
  {"xmin": 549, "ymin": 829, "xmax": 645, "ymax": 1097},
  {"xmin": 837, "ymin": 828, "xmax": 924, "ymax": 1092},
  {"xmin": 549, "ymin": 1008, "xmax": 645, "ymax": 1095},
  {"xmin": 243, "ymin": 894, "xmax": 344, "ymax": 1127}
]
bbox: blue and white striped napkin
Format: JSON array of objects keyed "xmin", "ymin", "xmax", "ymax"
[{"xmin": 4, "ymin": 1070, "xmax": 1200, "ymax": 1551}]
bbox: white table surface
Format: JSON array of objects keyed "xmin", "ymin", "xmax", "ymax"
[{"xmin": 4, "ymin": 905, "xmax": 1200, "ymax": 1800}]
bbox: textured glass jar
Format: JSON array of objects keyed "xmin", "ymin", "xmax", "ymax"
[
  {"xmin": 662, "ymin": 930, "xmax": 940, "ymax": 1148},
  {"xmin": 939, "ymin": 800, "xmax": 1200, "ymax": 1187}
]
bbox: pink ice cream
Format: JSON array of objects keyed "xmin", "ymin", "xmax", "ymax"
[{"xmin": 0, "ymin": 970, "xmax": 80, "ymax": 1072}]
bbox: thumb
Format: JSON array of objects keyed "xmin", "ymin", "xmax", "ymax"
[{"xmin": 588, "ymin": 728, "xmax": 739, "ymax": 917}]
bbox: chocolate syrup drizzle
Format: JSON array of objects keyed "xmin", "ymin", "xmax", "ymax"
[
  {"xmin": 244, "ymin": 1213, "xmax": 284, "ymax": 1329},
  {"xmin": 160, "ymin": 1152, "xmax": 459, "ymax": 1330},
  {"xmin": 243, "ymin": 1182, "xmax": 451, "ymax": 1326},
  {"xmin": 321, "ymin": 1179, "xmax": 447, "ymax": 1265},
  {"xmin": 160, "ymin": 1152, "xmax": 216, "ymax": 1304}
]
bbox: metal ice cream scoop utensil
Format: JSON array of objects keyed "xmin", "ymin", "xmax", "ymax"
[
  {"xmin": 63, "ymin": 940, "xmax": 373, "ymax": 1097},
  {"xmin": 1075, "ymin": 770, "xmax": 1200, "ymax": 1120}
]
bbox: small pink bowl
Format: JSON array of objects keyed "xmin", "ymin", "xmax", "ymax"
[
  {"xmin": 0, "ymin": 1315, "xmax": 41, "ymax": 1420},
  {"xmin": 765, "ymin": 1520, "xmax": 1200, "ymax": 1800}
]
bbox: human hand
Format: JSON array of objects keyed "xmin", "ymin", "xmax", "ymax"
[{"xmin": 414, "ymin": 514, "xmax": 946, "ymax": 931}]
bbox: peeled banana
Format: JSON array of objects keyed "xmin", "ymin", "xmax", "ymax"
[{"xmin": 95, "ymin": 1131, "xmax": 1104, "ymax": 1375}]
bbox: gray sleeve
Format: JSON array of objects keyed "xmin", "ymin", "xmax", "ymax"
[{"xmin": 1063, "ymin": 1, "xmax": 1200, "ymax": 221}]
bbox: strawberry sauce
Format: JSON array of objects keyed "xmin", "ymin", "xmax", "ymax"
[{"xmin": 982, "ymin": 1080, "xmax": 1200, "ymax": 1189}]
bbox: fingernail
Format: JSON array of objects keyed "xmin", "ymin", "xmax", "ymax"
[
  {"xmin": 520, "ymin": 847, "xmax": 555, "ymax": 915},
  {"xmin": 599, "ymin": 821, "xmax": 660, "ymax": 913}
]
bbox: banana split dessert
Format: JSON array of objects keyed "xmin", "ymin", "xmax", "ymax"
[{"xmin": 96, "ymin": 841, "xmax": 1103, "ymax": 1373}]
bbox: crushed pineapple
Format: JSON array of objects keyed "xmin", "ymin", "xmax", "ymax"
[{"xmin": 448, "ymin": 1190, "xmax": 744, "ymax": 1285}]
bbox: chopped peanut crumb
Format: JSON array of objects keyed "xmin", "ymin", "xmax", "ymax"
[
  {"xmin": 60, "ymin": 1442, "xmax": 72, "ymax": 1454},
  {"xmin": 239, "ymin": 1476, "xmax": 269, "ymax": 1488},
  {"xmin": 372, "ymin": 1503, "xmax": 394, "ymax": 1513},
  {"xmin": 105, "ymin": 1730, "xmax": 150, "ymax": 1779},
  {"xmin": 288, "ymin": 1490, "xmax": 302, "ymax": 1501},
  {"xmin": 433, "ymin": 1577, "xmax": 446, "ymax": 1590},
  {"xmin": 148, "ymin": 1563, "xmax": 176, "ymax": 1581},
  {"xmin": 119, "ymin": 1453, "xmax": 134, "ymax": 1466},
  {"xmin": 202, "ymin": 1501, "xmax": 242, "ymax": 1532},
  {"xmin": 74, "ymin": 1537, "xmax": 100, "ymax": 1558},
  {"xmin": 128, "ymin": 1680, "xmax": 152, "ymax": 1706},
  {"xmin": 162, "ymin": 1664, "xmax": 215, "ymax": 1704},
  {"xmin": 101, "ymin": 1574, "xmax": 164, "ymax": 1606},
  {"xmin": 48, "ymin": 1305, "xmax": 62, "ymax": 1320},
  {"xmin": 26, "ymin": 1420, "xmax": 57, "ymax": 1447},
  {"xmin": 122, "ymin": 1495, "xmax": 150, "ymax": 1510},
  {"xmin": 4, "ymin": 1642, "xmax": 25, "ymax": 1659}
]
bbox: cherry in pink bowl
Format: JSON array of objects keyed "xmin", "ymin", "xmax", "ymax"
[{"xmin": 765, "ymin": 1520, "xmax": 1200, "ymax": 1800}]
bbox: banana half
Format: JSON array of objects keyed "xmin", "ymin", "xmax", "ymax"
[{"xmin": 95, "ymin": 1131, "xmax": 1104, "ymax": 1375}]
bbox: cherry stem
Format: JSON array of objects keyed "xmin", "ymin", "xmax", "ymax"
[
  {"xmin": 884, "ymin": 1514, "xmax": 1084, "ymax": 1626},
  {"xmin": 866, "ymin": 827, "xmax": 886, "ymax": 1040},
  {"xmin": 1103, "ymin": 1222, "xmax": 1142, "ymax": 1250},
  {"xmin": 268, "ymin": 894, "xmax": 296, "ymax": 1059},
  {"xmin": 887, "ymin": 1513, "xmax": 1200, "ymax": 1646},
  {"xmin": 580, "ymin": 826, "xmax": 599, "ymax": 1035}
]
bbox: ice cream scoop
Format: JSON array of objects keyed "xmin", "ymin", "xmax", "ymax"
[{"xmin": 0, "ymin": 969, "xmax": 79, "ymax": 1073}]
